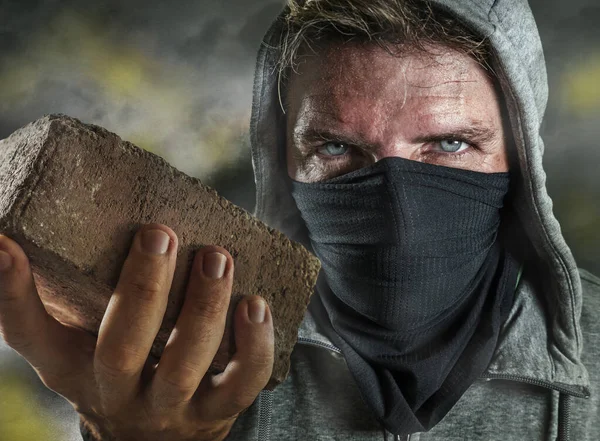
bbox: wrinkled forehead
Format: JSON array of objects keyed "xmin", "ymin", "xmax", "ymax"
[
  {"xmin": 288, "ymin": 42, "xmax": 494, "ymax": 100},
  {"xmin": 284, "ymin": 42, "xmax": 504, "ymax": 131}
]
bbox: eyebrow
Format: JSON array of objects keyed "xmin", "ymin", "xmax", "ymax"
[
  {"xmin": 412, "ymin": 124, "xmax": 498, "ymax": 146},
  {"xmin": 294, "ymin": 127, "xmax": 378, "ymax": 152},
  {"xmin": 294, "ymin": 122, "xmax": 498, "ymax": 151}
]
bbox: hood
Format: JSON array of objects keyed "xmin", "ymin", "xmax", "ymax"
[{"xmin": 249, "ymin": 0, "xmax": 589, "ymax": 394}]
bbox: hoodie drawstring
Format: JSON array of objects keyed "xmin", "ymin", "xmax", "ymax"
[{"xmin": 556, "ymin": 393, "xmax": 572, "ymax": 441}]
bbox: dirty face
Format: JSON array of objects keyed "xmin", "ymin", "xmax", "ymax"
[{"xmin": 285, "ymin": 43, "xmax": 509, "ymax": 183}]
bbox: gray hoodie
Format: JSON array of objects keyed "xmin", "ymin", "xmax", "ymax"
[{"xmin": 223, "ymin": 0, "xmax": 600, "ymax": 440}]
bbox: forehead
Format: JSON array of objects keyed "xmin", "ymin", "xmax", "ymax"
[{"xmin": 285, "ymin": 43, "xmax": 501, "ymax": 132}]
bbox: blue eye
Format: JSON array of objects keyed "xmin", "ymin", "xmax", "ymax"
[
  {"xmin": 318, "ymin": 142, "xmax": 349, "ymax": 157},
  {"xmin": 439, "ymin": 140, "xmax": 469, "ymax": 153}
]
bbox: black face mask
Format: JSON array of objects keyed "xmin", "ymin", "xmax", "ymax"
[{"xmin": 290, "ymin": 156, "xmax": 519, "ymax": 436}]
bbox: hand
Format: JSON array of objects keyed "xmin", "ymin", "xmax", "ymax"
[{"xmin": 0, "ymin": 224, "xmax": 274, "ymax": 441}]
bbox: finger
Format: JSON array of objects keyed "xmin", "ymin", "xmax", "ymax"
[
  {"xmin": 0, "ymin": 235, "xmax": 88, "ymax": 383},
  {"xmin": 94, "ymin": 224, "xmax": 177, "ymax": 408},
  {"xmin": 148, "ymin": 246, "xmax": 233, "ymax": 407},
  {"xmin": 196, "ymin": 295, "xmax": 274, "ymax": 419}
]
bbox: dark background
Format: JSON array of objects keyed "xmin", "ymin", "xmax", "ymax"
[{"xmin": 0, "ymin": 1, "xmax": 598, "ymax": 439}]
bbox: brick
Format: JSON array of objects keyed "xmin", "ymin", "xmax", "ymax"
[{"xmin": 0, "ymin": 114, "xmax": 320, "ymax": 390}]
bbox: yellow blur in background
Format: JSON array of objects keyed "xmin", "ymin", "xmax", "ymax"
[
  {"xmin": 563, "ymin": 54, "xmax": 600, "ymax": 113},
  {"xmin": 0, "ymin": 10, "xmax": 250, "ymax": 179},
  {"xmin": 0, "ymin": 371, "xmax": 67, "ymax": 441}
]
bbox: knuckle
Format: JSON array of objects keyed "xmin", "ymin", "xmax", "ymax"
[
  {"xmin": 155, "ymin": 377, "xmax": 190, "ymax": 399},
  {"xmin": 125, "ymin": 276, "xmax": 164, "ymax": 303},
  {"xmin": 186, "ymin": 291, "xmax": 228, "ymax": 321},
  {"xmin": 150, "ymin": 415, "xmax": 176, "ymax": 432},
  {"xmin": 147, "ymin": 361, "xmax": 206, "ymax": 407},
  {"xmin": 246, "ymin": 351, "xmax": 273, "ymax": 374},
  {"xmin": 145, "ymin": 390, "xmax": 188, "ymax": 416},
  {"xmin": 99, "ymin": 402, "xmax": 124, "ymax": 421},
  {"xmin": 0, "ymin": 289, "xmax": 25, "ymax": 313},
  {"xmin": 0, "ymin": 327, "xmax": 36, "ymax": 353},
  {"xmin": 170, "ymin": 358, "xmax": 204, "ymax": 383},
  {"xmin": 3, "ymin": 337, "xmax": 36, "ymax": 355},
  {"xmin": 0, "ymin": 289, "xmax": 18, "ymax": 306},
  {"xmin": 95, "ymin": 344, "xmax": 145, "ymax": 377},
  {"xmin": 156, "ymin": 364, "xmax": 201, "ymax": 394}
]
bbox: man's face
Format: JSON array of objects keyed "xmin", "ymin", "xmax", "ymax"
[{"xmin": 286, "ymin": 43, "xmax": 509, "ymax": 183}]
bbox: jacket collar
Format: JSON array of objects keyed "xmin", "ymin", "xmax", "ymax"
[{"xmin": 297, "ymin": 273, "xmax": 590, "ymax": 397}]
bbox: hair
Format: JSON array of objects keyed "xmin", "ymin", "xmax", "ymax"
[{"xmin": 276, "ymin": 0, "xmax": 495, "ymax": 90}]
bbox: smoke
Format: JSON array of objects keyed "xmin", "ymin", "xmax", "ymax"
[
  {"xmin": 527, "ymin": 0, "xmax": 600, "ymax": 273},
  {"xmin": 0, "ymin": 0, "xmax": 283, "ymax": 183},
  {"xmin": 0, "ymin": 0, "xmax": 598, "ymax": 271}
]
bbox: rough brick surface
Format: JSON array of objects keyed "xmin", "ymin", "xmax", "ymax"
[{"xmin": 0, "ymin": 114, "xmax": 320, "ymax": 390}]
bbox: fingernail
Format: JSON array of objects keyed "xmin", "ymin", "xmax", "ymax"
[
  {"xmin": 0, "ymin": 250, "xmax": 12, "ymax": 272},
  {"xmin": 141, "ymin": 229, "xmax": 170, "ymax": 255},
  {"xmin": 248, "ymin": 298, "xmax": 266, "ymax": 324},
  {"xmin": 203, "ymin": 252, "xmax": 227, "ymax": 279}
]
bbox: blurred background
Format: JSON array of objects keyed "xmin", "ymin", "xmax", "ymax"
[{"xmin": 0, "ymin": 0, "xmax": 598, "ymax": 439}]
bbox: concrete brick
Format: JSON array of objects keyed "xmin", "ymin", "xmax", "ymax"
[{"xmin": 0, "ymin": 114, "xmax": 320, "ymax": 390}]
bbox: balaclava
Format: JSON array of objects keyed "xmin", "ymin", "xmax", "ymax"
[{"xmin": 290, "ymin": 155, "xmax": 519, "ymax": 435}]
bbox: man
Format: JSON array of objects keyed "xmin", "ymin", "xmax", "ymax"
[{"xmin": 0, "ymin": 0, "xmax": 597, "ymax": 440}]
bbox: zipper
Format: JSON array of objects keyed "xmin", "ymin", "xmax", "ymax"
[
  {"xmin": 297, "ymin": 336, "xmax": 343, "ymax": 354},
  {"xmin": 482, "ymin": 376, "xmax": 586, "ymax": 441},
  {"xmin": 257, "ymin": 390, "xmax": 273, "ymax": 441},
  {"xmin": 297, "ymin": 337, "xmax": 589, "ymax": 440},
  {"xmin": 480, "ymin": 373, "xmax": 590, "ymax": 398},
  {"xmin": 296, "ymin": 339, "xmax": 591, "ymax": 398}
]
